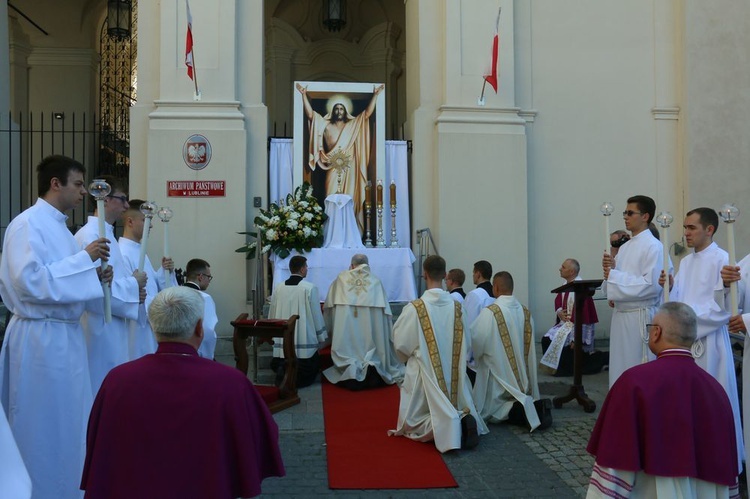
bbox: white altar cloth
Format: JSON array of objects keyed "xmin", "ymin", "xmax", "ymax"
[
  {"xmin": 271, "ymin": 248, "xmax": 417, "ymax": 302},
  {"xmin": 323, "ymin": 194, "xmax": 365, "ymax": 249}
]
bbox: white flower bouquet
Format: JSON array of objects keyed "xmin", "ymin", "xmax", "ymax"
[{"xmin": 236, "ymin": 182, "xmax": 327, "ymax": 259}]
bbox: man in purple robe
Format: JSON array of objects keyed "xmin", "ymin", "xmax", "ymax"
[
  {"xmin": 81, "ymin": 286, "xmax": 285, "ymax": 498},
  {"xmin": 586, "ymin": 301, "xmax": 739, "ymax": 498}
]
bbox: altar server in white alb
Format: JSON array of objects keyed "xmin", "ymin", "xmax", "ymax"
[
  {"xmin": 389, "ymin": 256, "xmax": 488, "ymax": 452},
  {"xmin": 323, "ymin": 254, "xmax": 404, "ymax": 389},
  {"xmin": 268, "ymin": 255, "xmax": 328, "ymax": 387},
  {"xmin": 721, "ymin": 250, "xmax": 750, "ymax": 489},
  {"xmin": 659, "ymin": 207, "xmax": 744, "ymax": 469},
  {"xmin": 471, "ymin": 271, "xmax": 551, "ymax": 431},
  {"xmin": 463, "ymin": 260, "xmax": 495, "ymax": 325},
  {"xmin": 75, "ymin": 175, "xmax": 145, "ymax": 393},
  {"xmin": 602, "ymin": 195, "xmax": 671, "ymax": 387},
  {"xmin": 0, "ymin": 401, "xmax": 31, "ymax": 499},
  {"xmin": 0, "ymin": 155, "xmax": 111, "ymax": 499},
  {"xmin": 181, "ymin": 258, "xmax": 219, "ymax": 359},
  {"xmin": 119, "ymin": 199, "xmax": 177, "ymax": 359}
]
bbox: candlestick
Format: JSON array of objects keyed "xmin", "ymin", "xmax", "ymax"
[
  {"xmin": 376, "ymin": 180, "xmax": 383, "ymax": 206},
  {"xmin": 390, "ymin": 181, "xmax": 396, "ymax": 207},
  {"xmin": 365, "ymin": 180, "xmax": 371, "ymax": 205},
  {"xmin": 656, "ymin": 211, "xmax": 673, "ymax": 303},
  {"xmin": 364, "ymin": 200, "xmax": 373, "ymax": 248},
  {"xmin": 158, "ymin": 206, "xmax": 173, "ymax": 280},
  {"xmin": 600, "ymin": 202, "xmax": 614, "ymax": 255},
  {"xmin": 376, "ymin": 204, "xmax": 386, "ymax": 247},
  {"xmin": 719, "ymin": 204, "xmax": 741, "ymax": 315},
  {"xmin": 390, "ymin": 203, "xmax": 399, "ymax": 248},
  {"xmin": 88, "ymin": 179, "xmax": 112, "ymax": 323},
  {"xmin": 138, "ymin": 201, "xmax": 158, "ymax": 272}
]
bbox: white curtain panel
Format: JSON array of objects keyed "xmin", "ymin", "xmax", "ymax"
[
  {"xmin": 384, "ymin": 140, "xmax": 410, "ymax": 248},
  {"xmin": 269, "ymin": 138, "xmax": 294, "ymax": 205}
]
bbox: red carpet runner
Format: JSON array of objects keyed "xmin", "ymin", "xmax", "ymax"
[{"xmin": 322, "ymin": 381, "xmax": 458, "ymax": 489}]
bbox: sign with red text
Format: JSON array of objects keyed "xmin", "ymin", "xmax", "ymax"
[{"xmin": 167, "ymin": 180, "xmax": 226, "ymax": 197}]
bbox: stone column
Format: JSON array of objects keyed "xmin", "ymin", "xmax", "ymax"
[{"xmin": 132, "ymin": 0, "xmax": 255, "ymax": 341}]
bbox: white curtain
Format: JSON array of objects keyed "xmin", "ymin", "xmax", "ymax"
[
  {"xmin": 267, "ymin": 138, "xmax": 410, "ymax": 247},
  {"xmin": 384, "ymin": 140, "xmax": 410, "ymax": 248},
  {"xmin": 269, "ymin": 138, "xmax": 294, "ymax": 204}
]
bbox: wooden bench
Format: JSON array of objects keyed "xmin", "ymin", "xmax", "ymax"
[{"xmin": 231, "ymin": 313, "xmax": 301, "ymax": 413}]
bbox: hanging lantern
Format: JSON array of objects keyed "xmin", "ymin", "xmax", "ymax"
[
  {"xmin": 322, "ymin": 0, "xmax": 346, "ymax": 33},
  {"xmin": 107, "ymin": 0, "xmax": 132, "ymax": 40}
]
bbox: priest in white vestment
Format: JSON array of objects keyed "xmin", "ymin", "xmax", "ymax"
[
  {"xmin": 389, "ymin": 255, "xmax": 488, "ymax": 452},
  {"xmin": 75, "ymin": 176, "xmax": 144, "ymax": 394},
  {"xmin": 119, "ymin": 200, "xmax": 177, "ymax": 359},
  {"xmin": 268, "ymin": 255, "xmax": 327, "ymax": 387},
  {"xmin": 297, "ymin": 83, "xmax": 383, "ymax": 232},
  {"xmin": 602, "ymin": 195, "xmax": 671, "ymax": 387},
  {"xmin": 660, "ymin": 208, "xmax": 744, "ymax": 469},
  {"xmin": 586, "ymin": 302, "xmax": 739, "ymax": 499},
  {"xmin": 0, "ymin": 155, "xmax": 111, "ymax": 499},
  {"xmin": 471, "ymin": 271, "xmax": 550, "ymax": 431},
  {"xmin": 323, "ymin": 254, "xmax": 404, "ymax": 389},
  {"xmin": 181, "ymin": 259, "xmax": 219, "ymax": 360},
  {"xmin": 721, "ymin": 251, "xmax": 750, "ymax": 491}
]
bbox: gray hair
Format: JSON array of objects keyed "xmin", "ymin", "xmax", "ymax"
[
  {"xmin": 351, "ymin": 254, "xmax": 368, "ymax": 266},
  {"xmin": 148, "ymin": 287, "xmax": 205, "ymax": 341},
  {"xmin": 565, "ymin": 258, "xmax": 580, "ymax": 276},
  {"xmin": 656, "ymin": 301, "xmax": 697, "ymax": 347}
]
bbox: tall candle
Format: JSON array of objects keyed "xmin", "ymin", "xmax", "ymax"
[
  {"xmin": 719, "ymin": 204, "xmax": 740, "ymax": 316},
  {"xmin": 728, "ymin": 223, "xmax": 738, "ymax": 315},
  {"xmin": 138, "ymin": 217, "xmax": 151, "ymax": 272},
  {"xmin": 376, "ymin": 180, "xmax": 383, "ymax": 206},
  {"xmin": 600, "ymin": 202, "xmax": 614, "ymax": 255},
  {"xmin": 655, "ymin": 212, "xmax": 674, "ymax": 303},
  {"xmin": 97, "ymin": 199, "xmax": 112, "ymax": 323},
  {"xmin": 365, "ymin": 181, "xmax": 371, "ymax": 205},
  {"xmin": 390, "ymin": 181, "xmax": 396, "ymax": 207}
]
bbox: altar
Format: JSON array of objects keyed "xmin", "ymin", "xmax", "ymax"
[{"xmin": 271, "ymin": 248, "xmax": 417, "ymax": 302}]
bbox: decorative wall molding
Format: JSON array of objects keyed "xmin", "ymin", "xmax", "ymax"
[{"xmin": 27, "ymin": 48, "xmax": 98, "ymax": 68}]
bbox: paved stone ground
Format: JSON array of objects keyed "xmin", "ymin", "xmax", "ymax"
[{"xmin": 225, "ymin": 342, "xmax": 612, "ymax": 499}]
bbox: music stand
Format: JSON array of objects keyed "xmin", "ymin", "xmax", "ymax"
[{"xmin": 550, "ymin": 279, "xmax": 602, "ymax": 413}]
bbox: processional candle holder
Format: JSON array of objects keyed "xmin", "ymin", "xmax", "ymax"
[
  {"xmin": 599, "ymin": 202, "xmax": 614, "ymax": 255},
  {"xmin": 364, "ymin": 181, "xmax": 373, "ymax": 247},
  {"xmin": 719, "ymin": 204, "xmax": 741, "ymax": 315},
  {"xmin": 89, "ymin": 179, "xmax": 112, "ymax": 323},
  {"xmin": 376, "ymin": 180, "xmax": 386, "ymax": 247},
  {"xmin": 138, "ymin": 201, "xmax": 158, "ymax": 272},
  {"xmin": 656, "ymin": 211, "xmax": 673, "ymax": 302},
  {"xmin": 389, "ymin": 181, "xmax": 399, "ymax": 248},
  {"xmin": 157, "ymin": 206, "xmax": 174, "ymax": 280}
]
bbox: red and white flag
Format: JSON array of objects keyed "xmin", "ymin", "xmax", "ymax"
[
  {"xmin": 185, "ymin": 0, "xmax": 194, "ymax": 80},
  {"xmin": 483, "ymin": 7, "xmax": 501, "ymax": 93}
]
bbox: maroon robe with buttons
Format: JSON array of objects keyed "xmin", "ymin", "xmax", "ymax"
[
  {"xmin": 587, "ymin": 349, "xmax": 738, "ymax": 486},
  {"xmin": 81, "ymin": 342, "xmax": 285, "ymax": 498}
]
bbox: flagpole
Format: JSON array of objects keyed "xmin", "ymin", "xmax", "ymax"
[{"xmin": 192, "ymin": 49, "xmax": 200, "ymax": 100}]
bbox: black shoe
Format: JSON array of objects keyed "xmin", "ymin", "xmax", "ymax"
[
  {"xmin": 460, "ymin": 414, "xmax": 479, "ymax": 449},
  {"xmin": 534, "ymin": 399, "xmax": 553, "ymax": 430}
]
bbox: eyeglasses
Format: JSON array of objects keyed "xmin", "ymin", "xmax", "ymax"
[
  {"xmin": 622, "ymin": 210, "xmax": 643, "ymax": 217},
  {"xmin": 199, "ymin": 273, "xmax": 213, "ymax": 282},
  {"xmin": 107, "ymin": 194, "xmax": 129, "ymax": 204},
  {"xmin": 645, "ymin": 323, "xmax": 660, "ymax": 331}
]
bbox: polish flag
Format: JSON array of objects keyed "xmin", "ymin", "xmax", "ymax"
[
  {"xmin": 483, "ymin": 8, "xmax": 501, "ymax": 93},
  {"xmin": 185, "ymin": 0, "xmax": 194, "ymax": 80}
]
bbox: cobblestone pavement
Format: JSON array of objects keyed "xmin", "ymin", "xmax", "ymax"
[{"xmin": 250, "ymin": 361, "xmax": 611, "ymax": 498}]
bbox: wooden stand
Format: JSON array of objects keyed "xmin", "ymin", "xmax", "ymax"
[
  {"xmin": 550, "ymin": 279, "xmax": 602, "ymax": 413},
  {"xmin": 231, "ymin": 313, "xmax": 301, "ymax": 413}
]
